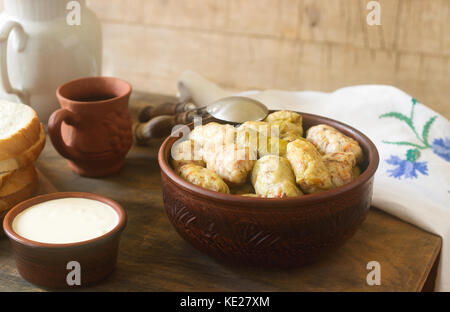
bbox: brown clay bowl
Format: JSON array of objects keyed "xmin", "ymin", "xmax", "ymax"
[
  {"xmin": 158, "ymin": 112, "xmax": 379, "ymax": 267},
  {"xmin": 3, "ymin": 192, "xmax": 127, "ymax": 289}
]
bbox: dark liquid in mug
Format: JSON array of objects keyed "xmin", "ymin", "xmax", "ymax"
[{"xmin": 71, "ymin": 94, "xmax": 117, "ymax": 102}]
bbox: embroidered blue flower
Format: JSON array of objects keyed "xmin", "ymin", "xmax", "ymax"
[
  {"xmin": 431, "ymin": 137, "xmax": 450, "ymax": 162},
  {"xmin": 385, "ymin": 155, "xmax": 428, "ymax": 179},
  {"xmin": 379, "ymin": 98, "xmax": 447, "ymax": 183}
]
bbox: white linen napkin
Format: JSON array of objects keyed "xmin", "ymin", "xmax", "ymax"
[{"xmin": 177, "ymin": 71, "xmax": 450, "ymax": 291}]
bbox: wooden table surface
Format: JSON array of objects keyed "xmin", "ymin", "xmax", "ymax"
[{"xmin": 0, "ymin": 92, "xmax": 442, "ymax": 292}]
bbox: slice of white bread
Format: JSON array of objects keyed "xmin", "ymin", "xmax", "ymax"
[
  {"xmin": 0, "ymin": 179, "xmax": 37, "ymax": 219},
  {"xmin": 0, "ymin": 123, "xmax": 45, "ymax": 173},
  {"xmin": 0, "ymin": 170, "xmax": 16, "ymax": 188},
  {"xmin": 0, "ymin": 165, "xmax": 37, "ymax": 197},
  {"xmin": 0, "ymin": 165, "xmax": 37, "ymax": 217},
  {"xmin": 0, "ymin": 100, "xmax": 41, "ymax": 161}
]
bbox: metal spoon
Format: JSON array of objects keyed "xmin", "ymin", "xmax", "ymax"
[
  {"xmin": 202, "ymin": 96, "xmax": 268, "ymax": 123},
  {"xmin": 134, "ymin": 96, "xmax": 269, "ymax": 142}
]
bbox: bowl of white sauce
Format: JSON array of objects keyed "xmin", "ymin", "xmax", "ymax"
[{"xmin": 3, "ymin": 192, "xmax": 127, "ymax": 288}]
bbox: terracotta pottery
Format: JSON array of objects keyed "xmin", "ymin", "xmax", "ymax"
[
  {"xmin": 3, "ymin": 192, "xmax": 127, "ymax": 289},
  {"xmin": 158, "ymin": 112, "xmax": 379, "ymax": 267},
  {"xmin": 48, "ymin": 77, "xmax": 133, "ymax": 177}
]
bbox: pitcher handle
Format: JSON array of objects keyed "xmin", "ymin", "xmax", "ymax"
[
  {"xmin": 0, "ymin": 19, "xmax": 28, "ymax": 104},
  {"xmin": 48, "ymin": 108, "xmax": 83, "ymax": 161}
]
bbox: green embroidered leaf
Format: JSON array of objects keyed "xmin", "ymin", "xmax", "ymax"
[
  {"xmin": 421, "ymin": 115, "xmax": 437, "ymax": 147},
  {"xmin": 406, "ymin": 149, "xmax": 420, "ymax": 162},
  {"xmin": 410, "ymin": 98, "xmax": 417, "ymax": 120},
  {"xmin": 382, "ymin": 140, "xmax": 426, "ymax": 149},
  {"xmin": 379, "ymin": 112, "xmax": 413, "ymax": 128}
]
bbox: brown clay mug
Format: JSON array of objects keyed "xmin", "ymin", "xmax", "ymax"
[{"xmin": 49, "ymin": 77, "xmax": 133, "ymax": 177}]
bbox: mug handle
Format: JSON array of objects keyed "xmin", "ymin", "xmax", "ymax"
[
  {"xmin": 48, "ymin": 108, "xmax": 83, "ymax": 161},
  {"xmin": 0, "ymin": 19, "xmax": 28, "ymax": 104}
]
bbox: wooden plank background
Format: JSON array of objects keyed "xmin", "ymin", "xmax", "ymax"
[
  {"xmin": 84, "ymin": 0, "xmax": 449, "ymax": 118},
  {"xmin": 2, "ymin": 0, "xmax": 450, "ymax": 117}
]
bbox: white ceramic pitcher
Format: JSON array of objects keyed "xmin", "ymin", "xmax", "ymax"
[{"xmin": 0, "ymin": 0, "xmax": 102, "ymax": 122}]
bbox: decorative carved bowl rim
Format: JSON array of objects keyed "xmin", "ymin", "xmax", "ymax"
[{"xmin": 159, "ymin": 111, "xmax": 379, "ymax": 209}]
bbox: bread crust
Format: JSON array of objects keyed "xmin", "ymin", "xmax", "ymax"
[
  {"xmin": 0, "ymin": 123, "xmax": 45, "ymax": 173},
  {"xmin": 0, "ymin": 165, "xmax": 37, "ymax": 197},
  {"xmin": 0, "ymin": 170, "xmax": 16, "ymax": 189},
  {"xmin": 0, "ymin": 165, "xmax": 37, "ymax": 216},
  {"xmin": 0, "ymin": 106, "xmax": 41, "ymax": 160}
]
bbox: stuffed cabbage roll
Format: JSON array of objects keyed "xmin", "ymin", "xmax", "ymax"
[
  {"xmin": 265, "ymin": 110, "xmax": 304, "ymax": 142},
  {"xmin": 286, "ymin": 139, "xmax": 333, "ymax": 194},
  {"xmin": 322, "ymin": 152, "xmax": 356, "ymax": 188},
  {"xmin": 171, "ymin": 139, "xmax": 205, "ymax": 173},
  {"xmin": 178, "ymin": 164, "xmax": 230, "ymax": 193},
  {"xmin": 306, "ymin": 124, "xmax": 363, "ymax": 163},
  {"xmin": 265, "ymin": 110, "xmax": 303, "ymax": 125},
  {"xmin": 189, "ymin": 122, "xmax": 236, "ymax": 147},
  {"xmin": 202, "ymin": 144, "xmax": 257, "ymax": 185},
  {"xmin": 235, "ymin": 126, "xmax": 287, "ymax": 157},
  {"xmin": 251, "ymin": 155, "xmax": 303, "ymax": 198}
]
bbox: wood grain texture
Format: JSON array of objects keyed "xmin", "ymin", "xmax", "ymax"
[
  {"xmin": 84, "ymin": 0, "xmax": 450, "ymax": 118},
  {"xmin": 0, "ymin": 92, "xmax": 441, "ymax": 291}
]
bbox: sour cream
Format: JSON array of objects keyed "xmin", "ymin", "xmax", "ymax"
[{"xmin": 12, "ymin": 198, "xmax": 119, "ymax": 244}]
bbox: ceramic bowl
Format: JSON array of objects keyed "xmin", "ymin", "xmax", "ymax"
[
  {"xmin": 158, "ymin": 112, "xmax": 379, "ymax": 267},
  {"xmin": 3, "ymin": 192, "xmax": 127, "ymax": 288}
]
